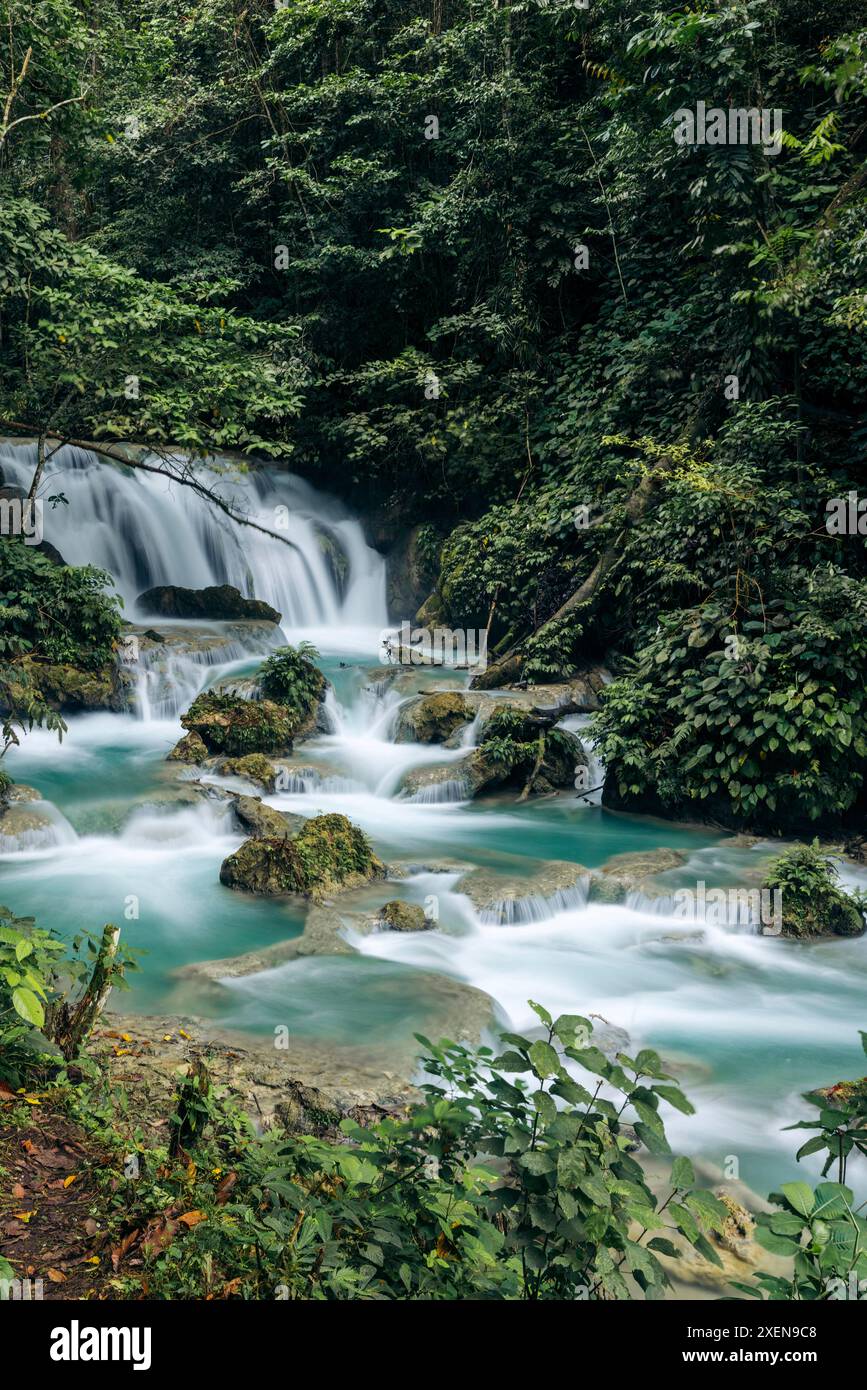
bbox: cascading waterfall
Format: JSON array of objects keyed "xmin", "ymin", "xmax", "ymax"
[
  {"xmin": 0, "ymin": 441, "xmax": 387, "ymax": 628},
  {"xmin": 4, "ymin": 440, "xmax": 867, "ymax": 1202}
]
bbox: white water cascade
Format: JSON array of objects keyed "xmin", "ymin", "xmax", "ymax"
[{"xmin": 0, "ymin": 441, "xmax": 387, "ymax": 631}]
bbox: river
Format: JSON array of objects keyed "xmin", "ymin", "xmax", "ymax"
[{"xmin": 1, "ymin": 440, "xmax": 865, "ymax": 1202}]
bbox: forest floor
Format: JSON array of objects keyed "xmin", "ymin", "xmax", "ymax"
[{"xmin": 0, "ymin": 1096, "xmax": 114, "ymax": 1299}]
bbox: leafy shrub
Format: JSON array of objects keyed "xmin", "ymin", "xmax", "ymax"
[
  {"xmin": 0, "ymin": 908, "xmax": 136, "ymax": 1086},
  {"xmin": 0, "ymin": 540, "xmax": 123, "ymax": 669},
  {"xmin": 763, "ymin": 843, "xmax": 865, "ymax": 939},
  {"xmin": 591, "ymin": 572, "xmax": 867, "ymax": 830},
  {"xmin": 77, "ymin": 1008, "xmax": 731, "ymax": 1300},
  {"xmin": 258, "ymin": 643, "xmax": 324, "ymax": 723}
]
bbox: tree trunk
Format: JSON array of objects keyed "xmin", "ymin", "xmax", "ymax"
[{"xmin": 27, "ymin": 433, "xmax": 46, "ymax": 504}]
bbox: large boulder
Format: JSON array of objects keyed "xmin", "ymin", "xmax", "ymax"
[
  {"xmin": 219, "ymin": 812, "xmax": 385, "ymax": 898},
  {"xmin": 137, "ymin": 583, "xmax": 281, "ymax": 625},
  {"xmin": 180, "ymin": 691, "xmax": 295, "ymax": 756},
  {"xmin": 395, "ymin": 691, "xmax": 473, "ymax": 744}
]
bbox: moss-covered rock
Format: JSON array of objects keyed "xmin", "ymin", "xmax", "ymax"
[
  {"xmin": 0, "ymin": 656, "xmax": 132, "ymax": 716},
  {"xmin": 219, "ymin": 812, "xmax": 384, "ymax": 898},
  {"xmin": 377, "ymin": 900, "xmax": 430, "ymax": 931},
  {"xmin": 167, "ymin": 731, "xmax": 209, "ymax": 764},
  {"xmin": 466, "ymin": 709, "xmax": 585, "ymax": 797},
  {"xmin": 395, "ymin": 690, "xmax": 473, "ymax": 744},
  {"xmin": 232, "ymin": 794, "xmax": 301, "ymax": 841},
  {"xmin": 221, "ymin": 753, "xmax": 278, "ymax": 789},
  {"xmin": 181, "ymin": 691, "xmax": 295, "ymax": 756}
]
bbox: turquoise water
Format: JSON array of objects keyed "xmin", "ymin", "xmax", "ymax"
[{"xmin": 1, "ymin": 443, "xmax": 865, "ymax": 1207}]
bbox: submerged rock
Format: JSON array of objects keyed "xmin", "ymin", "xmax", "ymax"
[
  {"xmin": 219, "ymin": 812, "xmax": 385, "ymax": 899},
  {"xmin": 377, "ymin": 900, "xmax": 430, "ymax": 932},
  {"xmin": 137, "ymin": 583, "xmax": 281, "ymax": 624}
]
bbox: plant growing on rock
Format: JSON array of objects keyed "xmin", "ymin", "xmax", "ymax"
[
  {"xmin": 476, "ymin": 708, "xmax": 582, "ymax": 798},
  {"xmin": 219, "ymin": 813, "xmax": 383, "ymax": 898},
  {"xmin": 258, "ymin": 643, "xmax": 325, "ymax": 726},
  {"xmin": 762, "ymin": 843, "xmax": 865, "ymax": 939}
]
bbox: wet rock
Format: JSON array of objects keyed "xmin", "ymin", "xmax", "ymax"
[
  {"xmin": 0, "ymin": 785, "xmax": 67, "ymax": 851},
  {"xmin": 232, "ymin": 794, "xmax": 303, "ymax": 841},
  {"xmin": 167, "ymin": 731, "xmax": 209, "ymax": 764},
  {"xmin": 588, "ymin": 848, "xmax": 688, "ymax": 904},
  {"xmin": 220, "ymin": 753, "xmax": 279, "ymax": 790},
  {"xmin": 219, "ymin": 812, "xmax": 385, "ymax": 899},
  {"xmin": 377, "ymin": 900, "xmax": 430, "ymax": 932},
  {"xmin": 394, "ymin": 691, "xmax": 473, "ymax": 744},
  {"xmin": 137, "ymin": 583, "xmax": 281, "ymax": 624},
  {"xmin": 464, "ymin": 709, "xmax": 585, "ymax": 797},
  {"xmin": 459, "ymin": 860, "xmax": 590, "ymax": 921},
  {"xmin": 181, "ymin": 691, "xmax": 295, "ymax": 756},
  {"xmin": 0, "ymin": 656, "xmax": 133, "ymax": 716}
]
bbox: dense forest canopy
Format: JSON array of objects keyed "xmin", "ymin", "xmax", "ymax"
[{"xmin": 1, "ymin": 0, "xmax": 866, "ymax": 820}]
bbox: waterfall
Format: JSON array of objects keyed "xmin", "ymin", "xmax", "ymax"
[{"xmin": 0, "ymin": 441, "xmax": 388, "ymax": 629}]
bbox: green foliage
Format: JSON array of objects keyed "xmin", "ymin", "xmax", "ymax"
[
  {"xmin": 0, "ymin": 540, "xmax": 123, "ymax": 668},
  {"xmin": 257, "ymin": 643, "xmax": 324, "ymax": 722},
  {"xmin": 0, "ymin": 907, "xmax": 137, "ymax": 1086},
  {"xmin": 480, "ymin": 708, "xmax": 579, "ymax": 786},
  {"xmin": 736, "ymin": 1031, "xmax": 867, "ymax": 1300},
  {"xmin": 763, "ymin": 843, "xmax": 866, "ymax": 939},
  {"xmin": 57, "ymin": 1010, "xmax": 731, "ymax": 1300},
  {"xmin": 591, "ymin": 571, "xmax": 867, "ymax": 829}
]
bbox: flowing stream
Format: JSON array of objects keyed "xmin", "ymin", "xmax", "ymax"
[{"xmin": 2, "ymin": 440, "xmax": 866, "ymax": 1200}]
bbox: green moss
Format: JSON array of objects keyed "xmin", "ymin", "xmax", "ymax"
[
  {"xmin": 181, "ymin": 692, "xmax": 296, "ymax": 756},
  {"xmin": 399, "ymin": 691, "xmax": 473, "ymax": 744},
  {"xmin": 378, "ymin": 900, "xmax": 429, "ymax": 931},
  {"xmin": 219, "ymin": 813, "xmax": 384, "ymax": 898},
  {"xmin": 221, "ymin": 753, "xmax": 277, "ymax": 789},
  {"xmin": 167, "ymin": 731, "xmax": 209, "ymax": 765}
]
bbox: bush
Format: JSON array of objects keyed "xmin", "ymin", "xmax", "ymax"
[
  {"xmin": 763, "ymin": 843, "xmax": 865, "ymax": 939},
  {"xmin": 591, "ymin": 572, "xmax": 867, "ymax": 830},
  {"xmin": 0, "ymin": 540, "xmax": 123, "ymax": 669},
  {"xmin": 258, "ymin": 643, "xmax": 324, "ymax": 724}
]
